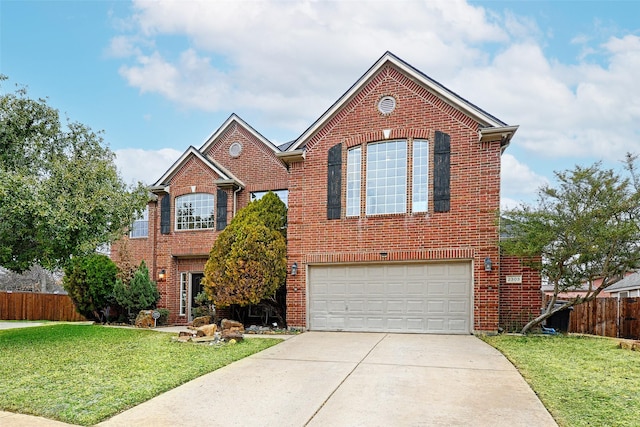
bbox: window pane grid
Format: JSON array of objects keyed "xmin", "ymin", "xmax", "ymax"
[
  {"xmin": 366, "ymin": 140, "xmax": 407, "ymax": 215},
  {"xmin": 412, "ymin": 139, "xmax": 429, "ymax": 212},
  {"xmin": 346, "ymin": 147, "xmax": 361, "ymax": 216},
  {"xmin": 175, "ymin": 193, "xmax": 215, "ymax": 230}
]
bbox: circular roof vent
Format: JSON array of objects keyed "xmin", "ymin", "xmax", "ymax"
[
  {"xmin": 377, "ymin": 96, "xmax": 396, "ymax": 115},
  {"xmin": 229, "ymin": 142, "xmax": 242, "ymax": 158}
]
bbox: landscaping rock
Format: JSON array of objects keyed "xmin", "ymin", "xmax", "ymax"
[
  {"xmin": 221, "ymin": 318, "xmax": 244, "ymax": 341},
  {"xmin": 192, "ymin": 315, "xmax": 213, "ymax": 327},
  {"xmin": 196, "ymin": 323, "xmax": 217, "ymax": 337},
  {"xmin": 221, "ymin": 331, "xmax": 244, "ymax": 342},
  {"xmin": 221, "ymin": 319, "xmax": 243, "ymax": 330},
  {"xmin": 135, "ymin": 310, "xmax": 154, "ymax": 328}
]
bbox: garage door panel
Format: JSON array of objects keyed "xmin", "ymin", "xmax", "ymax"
[
  {"xmin": 406, "ymin": 300, "xmax": 424, "ymax": 313},
  {"xmin": 427, "ymin": 300, "xmax": 445, "ymax": 313},
  {"xmin": 427, "ymin": 282, "xmax": 446, "ymax": 295},
  {"xmin": 387, "ymin": 318, "xmax": 405, "ymax": 330},
  {"xmin": 387, "ymin": 300, "xmax": 405, "ymax": 313},
  {"xmin": 348, "ymin": 282, "xmax": 365, "ymax": 295},
  {"xmin": 407, "ymin": 282, "xmax": 425, "ymax": 295},
  {"xmin": 368, "ymin": 282, "xmax": 385, "ymax": 295},
  {"xmin": 449, "ymin": 300, "xmax": 468, "ymax": 314},
  {"xmin": 388, "ymin": 282, "xmax": 404, "ymax": 294},
  {"xmin": 366, "ymin": 300, "xmax": 385, "ymax": 313},
  {"xmin": 448, "ymin": 281, "xmax": 468, "ymax": 295},
  {"xmin": 309, "ymin": 262, "xmax": 471, "ymax": 334}
]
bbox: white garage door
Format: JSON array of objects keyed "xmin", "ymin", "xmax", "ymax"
[{"xmin": 308, "ymin": 262, "xmax": 471, "ymax": 334}]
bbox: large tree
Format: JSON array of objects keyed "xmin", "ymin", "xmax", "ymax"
[
  {"xmin": 203, "ymin": 192, "xmax": 287, "ymax": 323},
  {"xmin": 501, "ymin": 156, "xmax": 640, "ymax": 334},
  {"xmin": 0, "ymin": 77, "xmax": 148, "ymax": 272}
]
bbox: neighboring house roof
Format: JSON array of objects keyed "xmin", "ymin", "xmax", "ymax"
[
  {"xmin": 606, "ymin": 272, "xmax": 640, "ymax": 292},
  {"xmin": 199, "ymin": 113, "xmax": 281, "ymax": 154},
  {"xmin": 152, "ymin": 146, "xmax": 245, "ymax": 188},
  {"xmin": 286, "ymin": 51, "xmax": 518, "ymax": 152}
]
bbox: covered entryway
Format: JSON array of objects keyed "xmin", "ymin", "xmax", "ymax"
[{"xmin": 308, "ymin": 262, "xmax": 471, "ymax": 333}]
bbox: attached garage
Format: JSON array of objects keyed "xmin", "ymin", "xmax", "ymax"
[{"xmin": 308, "ymin": 262, "xmax": 472, "ymax": 334}]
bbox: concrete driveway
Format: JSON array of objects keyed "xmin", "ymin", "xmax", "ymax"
[{"xmin": 98, "ymin": 332, "xmax": 556, "ymax": 427}]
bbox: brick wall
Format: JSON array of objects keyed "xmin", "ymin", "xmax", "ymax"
[
  {"xmin": 499, "ymin": 255, "xmax": 543, "ymax": 332},
  {"xmin": 286, "ymin": 64, "xmax": 504, "ymax": 332}
]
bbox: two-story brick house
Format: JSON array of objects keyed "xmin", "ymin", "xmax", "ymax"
[{"xmin": 113, "ymin": 52, "xmax": 541, "ymax": 332}]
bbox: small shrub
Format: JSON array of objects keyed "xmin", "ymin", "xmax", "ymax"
[
  {"xmin": 63, "ymin": 254, "xmax": 117, "ymax": 321},
  {"xmin": 113, "ymin": 261, "xmax": 160, "ymax": 320}
]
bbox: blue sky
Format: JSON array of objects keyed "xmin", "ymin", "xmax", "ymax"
[{"xmin": 2, "ymin": 0, "xmax": 639, "ymax": 208}]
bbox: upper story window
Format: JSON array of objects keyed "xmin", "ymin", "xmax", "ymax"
[
  {"xmin": 130, "ymin": 206, "xmax": 149, "ymax": 238},
  {"xmin": 412, "ymin": 140, "xmax": 429, "ymax": 212},
  {"xmin": 175, "ymin": 193, "xmax": 215, "ymax": 230},
  {"xmin": 251, "ymin": 189, "xmax": 289, "ymax": 207},
  {"xmin": 366, "ymin": 140, "xmax": 407, "ymax": 215},
  {"xmin": 346, "ymin": 139, "xmax": 429, "ymax": 217},
  {"xmin": 346, "ymin": 147, "xmax": 362, "ymax": 216}
]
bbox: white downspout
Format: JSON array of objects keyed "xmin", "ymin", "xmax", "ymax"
[{"xmin": 233, "ymin": 186, "xmax": 242, "ymax": 218}]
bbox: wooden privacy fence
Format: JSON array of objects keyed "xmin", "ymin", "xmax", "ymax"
[
  {"xmin": 569, "ymin": 297, "xmax": 640, "ymax": 340},
  {"xmin": 0, "ymin": 291, "xmax": 86, "ymax": 321}
]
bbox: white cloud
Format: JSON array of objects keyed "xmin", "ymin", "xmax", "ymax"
[
  {"xmin": 110, "ymin": 1, "xmax": 640, "ymax": 203},
  {"xmin": 113, "ymin": 0, "xmax": 508, "ymax": 131},
  {"xmin": 115, "ymin": 148, "xmax": 181, "ymax": 186},
  {"xmin": 501, "ymin": 153, "xmax": 548, "ymax": 207}
]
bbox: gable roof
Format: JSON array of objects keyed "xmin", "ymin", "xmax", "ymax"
[
  {"xmin": 607, "ymin": 272, "xmax": 640, "ymax": 292},
  {"xmin": 152, "ymin": 146, "xmax": 245, "ymax": 188},
  {"xmin": 287, "ymin": 51, "xmax": 516, "ymax": 152},
  {"xmin": 199, "ymin": 113, "xmax": 281, "ymax": 155}
]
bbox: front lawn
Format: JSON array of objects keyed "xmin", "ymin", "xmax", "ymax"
[
  {"xmin": 0, "ymin": 324, "xmax": 280, "ymax": 425},
  {"xmin": 482, "ymin": 334, "xmax": 640, "ymax": 427}
]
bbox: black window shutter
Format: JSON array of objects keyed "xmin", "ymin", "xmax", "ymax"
[
  {"xmin": 216, "ymin": 189, "xmax": 228, "ymax": 231},
  {"xmin": 160, "ymin": 195, "xmax": 171, "ymax": 234},
  {"xmin": 433, "ymin": 131, "xmax": 451, "ymax": 212},
  {"xmin": 327, "ymin": 143, "xmax": 342, "ymax": 220}
]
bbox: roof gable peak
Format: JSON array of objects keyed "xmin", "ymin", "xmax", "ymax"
[{"xmin": 199, "ymin": 113, "xmax": 280, "ymax": 155}]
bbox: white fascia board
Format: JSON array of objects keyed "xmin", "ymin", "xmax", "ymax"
[
  {"xmin": 199, "ymin": 113, "xmax": 280, "ymax": 154},
  {"xmin": 287, "ymin": 51, "xmax": 508, "ymax": 152}
]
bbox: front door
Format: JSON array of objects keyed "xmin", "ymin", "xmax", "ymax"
[{"xmin": 190, "ymin": 273, "xmax": 204, "ymax": 321}]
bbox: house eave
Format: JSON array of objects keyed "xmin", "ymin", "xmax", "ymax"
[
  {"xmin": 214, "ymin": 179, "xmax": 244, "ymax": 190},
  {"xmin": 276, "ymin": 149, "xmax": 305, "ymax": 165},
  {"xmin": 479, "ymin": 125, "xmax": 519, "ymax": 153}
]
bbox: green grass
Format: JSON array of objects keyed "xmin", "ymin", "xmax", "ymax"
[
  {"xmin": 0, "ymin": 324, "xmax": 281, "ymax": 425},
  {"xmin": 482, "ymin": 334, "xmax": 640, "ymax": 427}
]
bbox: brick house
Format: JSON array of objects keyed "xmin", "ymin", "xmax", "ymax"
[{"xmin": 113, "ymin": 52, "xmax": 542, "ymax": 333}]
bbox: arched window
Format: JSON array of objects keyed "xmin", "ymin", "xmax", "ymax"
[{"xmin": 175, "ymin": 193, "xmax": 215, "ymax": 230}]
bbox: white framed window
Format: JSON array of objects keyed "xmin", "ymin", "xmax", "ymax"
[
  {"xmin": 250, "ymin": 189, "xmax": 289, "ymax": 207},
  {"xmin": 180, "ymin": 273, "xmax": 188, "ymax": 316},
  {"xmin": 412, "ymin": 140, "xmax": 429, "ymax": 212},
  {"xmin": 175, "ymin": 193, "xmax": 215, "ymax": 230},
  {"xmin": 346, "ymin": 139, "xmax": 429, "ymax": 216},
  {"xmin": 346, "ymin": 147, "xmax": 362, "ymax": 216},
  {"xmin": 130, "ymin": 206, "xmax": 149, "ymax": 238},
  {"xmin": 366, "ymin": 140, "xmax": 407, "ymax": 215}
]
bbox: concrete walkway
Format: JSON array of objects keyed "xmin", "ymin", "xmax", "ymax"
[{"xmin": 96, "ymin": 332, "xmax": 557, "ymax": 427}]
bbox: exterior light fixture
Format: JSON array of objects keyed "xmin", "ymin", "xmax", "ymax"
[
  {"xmin": 484, "ymin": 257, "xmax": 492, "ymax": 272},
  {"xmin": 158, "ymin": 269, "xmax": 166, "ymax": 281},
  {"xmin": 291, "ymin": 262, "xmax": 298, "ymax": 276}
]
